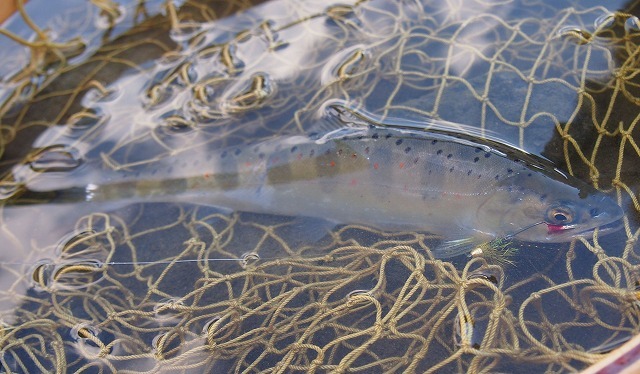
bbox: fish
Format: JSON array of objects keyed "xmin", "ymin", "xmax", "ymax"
[{"xmin": 6, "ymin": 122, "xmax": 623, "ymax": 258}]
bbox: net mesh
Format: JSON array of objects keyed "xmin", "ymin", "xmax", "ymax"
[{"xmin": 0, "ymin": 0, "xmax": 640, "ymax": 372}]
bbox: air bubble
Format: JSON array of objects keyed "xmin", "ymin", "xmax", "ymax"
[
  {"xmin": 161, "ymin": 113, "xmax": 195, "ymax": 133},
  {"xmin": 145, "ymin": 83, "xmax": 176, "ymax": 108},
  {"xmin": 193, "ymin": 82, "xmax": 217, "ymax": 104},
  {"xmin": 70, "ymin": 323, "xmax": 109, "ymax": 357},
  {"xmin": 454, "ymin": 311, "xmax": 479, "ymax": 349},
  {"xmin": 67, "ymin": 109, "xmax": 107, "ymax": 131},
  {"xmin": 321, "ymin": 45, "xmax": 369, "ymax": 85},
  {"xmin": 151, "ymin": 333, "xmax": 166, "ymax": 355},
  {"xmin": 220, "ymin": 43, "xmax": 245, "ymax": 76},
  {"xmin": 202, "ymin": 314, "xmax": 236, "ymax": 347},
  {"xmin": 222, "ymin": 73, "xmax": 274, "ymax": 113},
  {"xmin": 0, "ymin": 181, "xmax": 23, "ymax": 200},
  {"xmin": 326, "ymin": 4, "xmax": 356, "ymax": 20},
  {"xmin": 27, "ymin": 145, "xmax": 82, "ymax": 172},
  {"xmin": 153, "ymin": 298, "xmax": 185, "ymax": 322},
  {"xmin": 625, "ymin": 16, "xmax": 640, "ymax": 34},
  {"xmin": 152, "ymin": 330, "xmax": 183, "ymax": 360},
  {"xmin": 557, "ymin": 26, "xmax": 592, "ymax": 45},
  {"xmin": 56, "ymin": 230, "xmax": 107, "ymax": 260},
  {"xmin": 467, "ymin": 269, "xmax": 500, "ymax": 285},
  {"xmin": 169, "ymin": 24, "xmax": 204, "ymax": 43},
  {"xmin": 30, "ymin": 260, "xmax": 54, "ymax": 289},
  {"xmin": 202, "ymin": 315, "xmax": 223, "ymax": 336},
  {"xmin": 240, "ymin": 252, "xmax": 260, "ymax": 269},
  {"xmin": 51, "ymin": 260, "xmax": 105, "ymax": 290},
  {"xmin": 346, "ymin": 289, "xmax": 374, "ymax": 302},
  {"xmin": 593, "ymin": 13, "xmax": 616, "ymax": 31},
  {"xmin": 325, "ymin": 4, "xmax": 360, "ymax": 27},
  {"xmin": 71, "ymin": 323, "xmax": 100, "ymax": 341}
]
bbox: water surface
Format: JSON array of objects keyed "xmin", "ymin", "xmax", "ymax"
[{"xmin": 1, "ymin": 0, "xmax": 639, "ymax": 372}]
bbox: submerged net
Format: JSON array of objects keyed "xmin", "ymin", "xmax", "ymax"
[{"xmin": 1, "ymin": 0, "xmax": 640, "ymax": 372}]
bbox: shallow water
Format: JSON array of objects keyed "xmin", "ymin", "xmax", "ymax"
[{"xmin": 1, "ymin": 0, "xmax": 640, "ymax": 372}]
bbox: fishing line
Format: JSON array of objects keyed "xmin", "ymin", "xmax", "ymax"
[
  {"xmin": 502, "ymin": 221, "xmax": 546, "ymax": 240},
  {"xmin": 0, "ymin": 256, "xmax": 325, "ymax": 267}
]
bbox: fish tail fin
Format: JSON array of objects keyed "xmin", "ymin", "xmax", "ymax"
[
  {"xmin": 4, "ymin": 185, "xmax": 90, "ymax": 205},
  {"xmin": 4, "ymin": 177, "xmax": 191, "ymax": 205}
]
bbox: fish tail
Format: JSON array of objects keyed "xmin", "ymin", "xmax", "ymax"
[
  {"xmin": 5, "ymin": 186, "xmax": 90, "ymax": 205},
  {"xmin": 5, "ymin": 178, "xmax": 192, "ymax": 205}
]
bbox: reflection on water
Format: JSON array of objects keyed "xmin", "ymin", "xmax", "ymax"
[{"xmin": 1, "ymin": 0, "xmax": 640, "ymax": 372}]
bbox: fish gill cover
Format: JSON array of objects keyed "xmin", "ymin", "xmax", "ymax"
[{"xmin": 0, "ymin": 0, "xmax": 638, "ymax": 372}]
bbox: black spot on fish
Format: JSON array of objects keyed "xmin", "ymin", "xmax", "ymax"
[
  {"xmin": 473, "ymin": 157, "xmax": 479, "ymax": 163},
  {"xmin": 365, "ymin": 146, "xmax": 370, "ymax": 154},
  {"xmin": 467, "ymin": 170, "xmax": 472, "ymax": 176},
  {"xmin": 396, "ymin": 139, "xmax": 403, "ymax": 146},
  {"xmin": 325, "ymin": 149, "xmax": 331, "ymax": 155},
  {"xmin": 291, "ymin": 146, "xmax": 298, "ymax": 153},
  {"xmin": 235, "ymin": 148, "xmax": 242, "ymax": 156},
  {"xmin": 258, "ymin": 152, "xmax": 265, "ymax": 160},
  {"xmin": 357, "ymin": 135, "xmax": 364, "ymax": 140},
  {"xmin": 449, "ymin": 167, "xmax": 455, "ymax": 172},
  {"xmin": 484, "ymin": 153, "xmax": 491, "ymax": 158},
  {"xmin": 372, "ymin": 133, "xmax": 379, "ymax": 139},
  {"xmin": 540, "ymin": 194, "xmax": 547, "ymax": 201},
  {"xmin": 404, "ymin": 146, "xmax": 411, "ymax": 154},
  {"xmin": 447, "ymin": 153, "xmax": 453, "ymax": 159},
  {"xmin": 437, "ymin": 150, "xmax": 443, "ymax": 155},
  {"xmin": 495, "ymin": 174, "xmax": 500, "ymax": 180},
  {"xmin": 221, "ymin": 150, "xmax": 228, "ymax": 158},
  {"xmin": 431, "ymin": 139, "xmax": 438, "ymax": 145},
  {"xmin": 527, "ymin": 173, "xmax": 532, "ymax": 177},
  {"xmin": 385, "ymin": 133, "xmax": 393, "ymax": 139},
  {"xmin": 338, "ymin": 149, "xmax": 343, "ymax": 155},
  {"xmin": 413, "ymin": 157, "xmax": 419, "ymax": 164},
  {"xmin": 428, "ymin": 169, "xmax": 432, "ymax": 175},
  {"xmin": 477, "ymin": 174, "xmax": 482, "ymax": 179},
  {"xmin": 309, "ymin": 149, "xmax": 315, "ymax": 157},
  {"xmin": 507, "ymin": 169, "xmax": 513, "ymax": 174}
]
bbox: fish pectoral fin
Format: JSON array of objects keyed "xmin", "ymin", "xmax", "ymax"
[{"xmin": 430, "ymin": 235, "xmax": 493, "ymax": 259}]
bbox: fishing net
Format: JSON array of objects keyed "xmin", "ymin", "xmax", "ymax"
[{"xmin": 1, "ymin": 0, "xmax": 640, "ymax": 372}]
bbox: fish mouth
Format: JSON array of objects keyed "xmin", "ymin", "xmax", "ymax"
[{"xmin": 546, "ymin": 218, "xmax": 623, "ymax": 241}]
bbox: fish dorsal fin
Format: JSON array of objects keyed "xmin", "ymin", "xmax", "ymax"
[{"xmin": 320, "ymin": 99, "xmax": 507, "ymax": 144}]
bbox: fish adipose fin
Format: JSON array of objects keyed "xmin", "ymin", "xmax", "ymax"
[{"xmin": 321, "ymin": 99, "xmax": 506, "ymax": 146}]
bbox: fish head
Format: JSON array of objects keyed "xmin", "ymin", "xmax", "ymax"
[{"xmin": 478, "ymin": 175, "xmax": 623, "ymax": 243}]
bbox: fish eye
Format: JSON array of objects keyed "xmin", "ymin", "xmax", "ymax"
[{"xmin": 546, "ymin": 206, "xmax": 574, "ymax": 225}]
